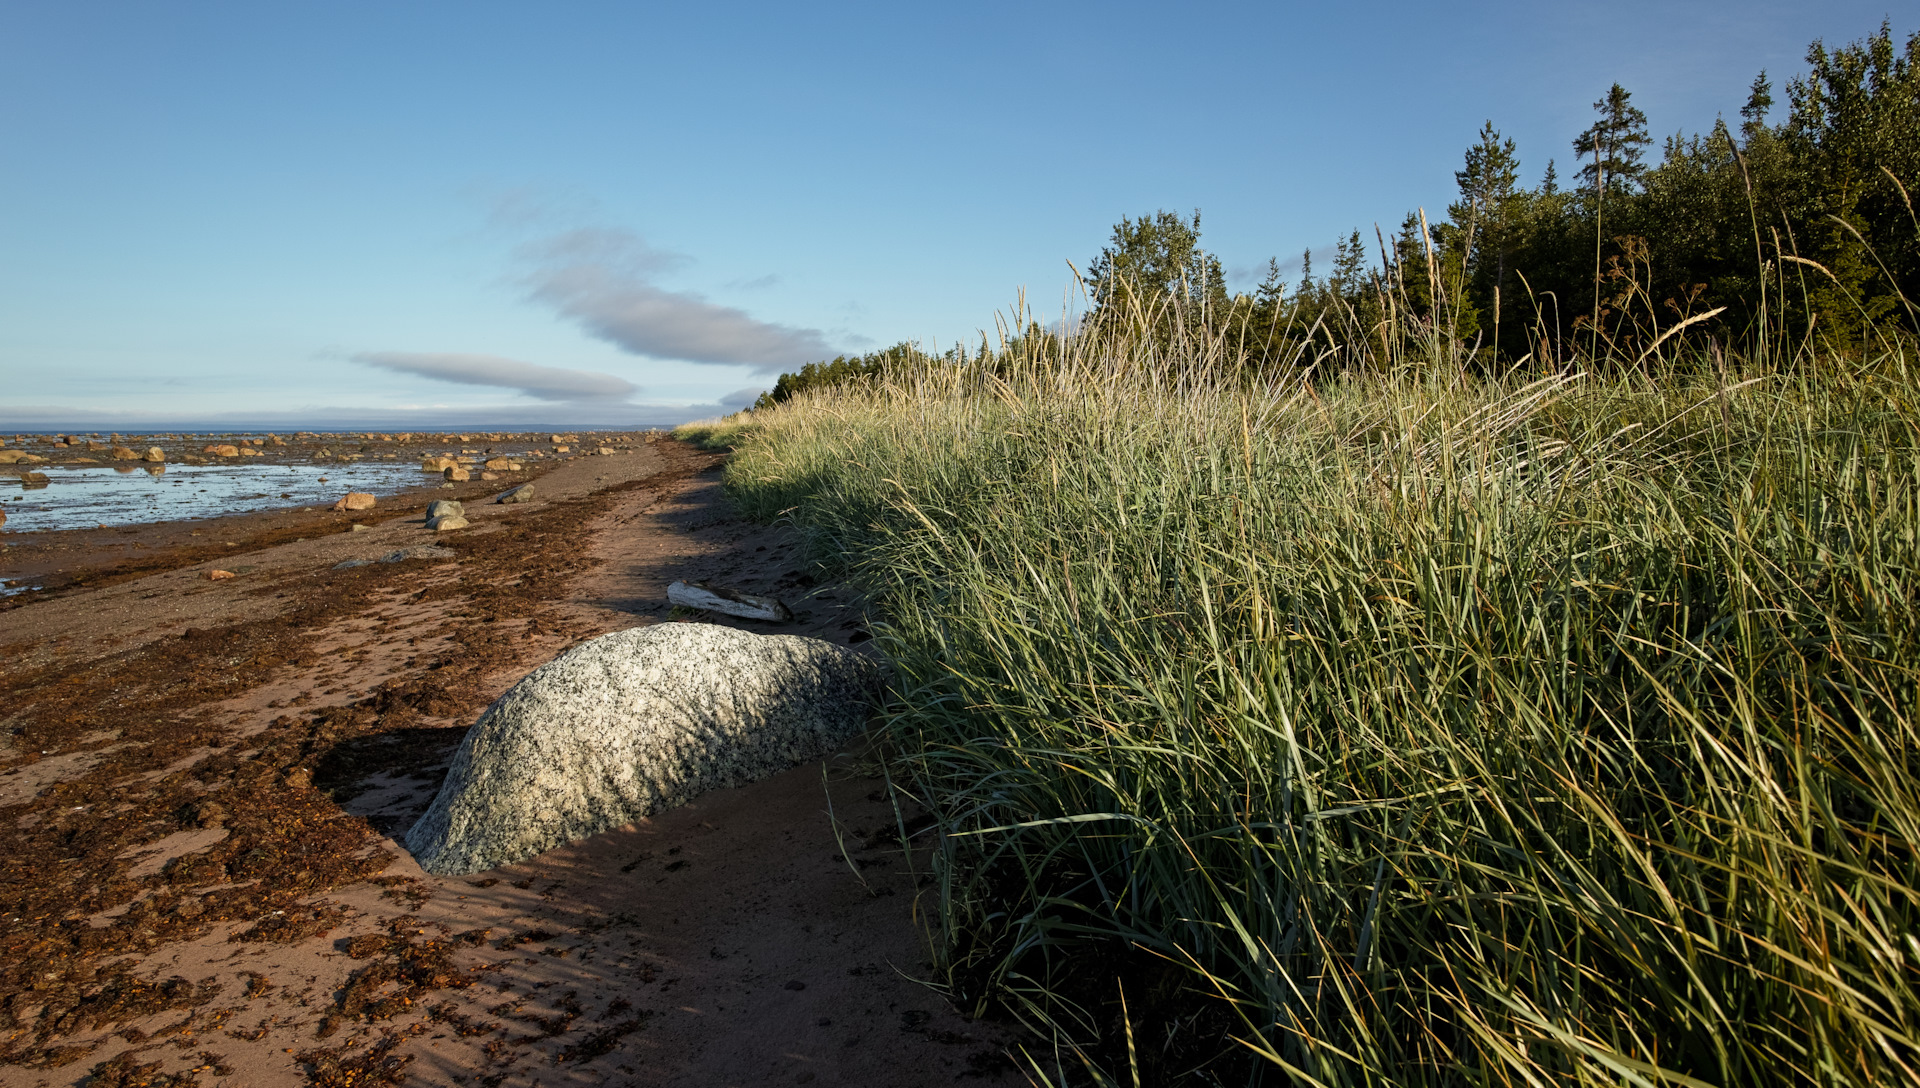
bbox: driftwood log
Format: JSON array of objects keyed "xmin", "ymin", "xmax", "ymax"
[{"xmin": 667, "ymin": 580, "xmax": 793, "ymax": 622}]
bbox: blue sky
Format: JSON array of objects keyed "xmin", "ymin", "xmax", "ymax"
[{"xmin": 0, "ymin": 1, "xmax": 1905, "ymax": 428}]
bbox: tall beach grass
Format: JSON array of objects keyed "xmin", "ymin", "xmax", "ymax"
[{"xmin": 685, "ymin": 323, "xmax": 1920, "ymax": 1085}]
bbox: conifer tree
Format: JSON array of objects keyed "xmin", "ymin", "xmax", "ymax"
[
  {"xmin": 1574, "ymin": 84, "xmax": 1653, "ymax": 195},
  {"xmin": 1451, "ymin": 122, "xmax": 1523, "ymax": 356},
  {"xmin": 1741, "ymin": 71, "xmax": 1774, "ymax": 143}
]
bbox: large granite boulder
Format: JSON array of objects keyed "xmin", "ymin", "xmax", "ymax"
[{"xmin": 404, "ymin": 623, "xmax": 881, "ymax": 874}]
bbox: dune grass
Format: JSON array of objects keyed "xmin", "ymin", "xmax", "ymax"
[
  {"xmin": 692, "ymin": 325, "xmax": 1920, "ymax": 1085},
  {"xmin": 669, "ymin": 415, "xmax": 760, "ymax": 451}
]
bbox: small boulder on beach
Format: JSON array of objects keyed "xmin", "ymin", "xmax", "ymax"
[
  {"xmin": 495, "ymin": 483, "xmax": 536, "ymax": 504},
  {"xmin": 404, "ymin": 623, "xmax": 882, "ymax": 874},
  {"xmin": 332, "ymin": 492, "xmax": 377, "ymax": 512},
  {"xmin": 428, "ymin": 514, "xmax": 470, "ymax": 531},
  {"xmin": 444, "ymin": 465, "xmax": 471, "ymax": 482},
  {"xmin": 426, "ymin": 499, "xmax": 464, "ymax": 520},
  {"xmin": 142, "ymin": 447, "xmax": 165, "ymax": 463}
]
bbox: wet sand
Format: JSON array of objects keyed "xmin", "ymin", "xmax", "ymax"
[{"xmin": 0, "ymin": 439, "xmax": 1016, "ymax": 1087}]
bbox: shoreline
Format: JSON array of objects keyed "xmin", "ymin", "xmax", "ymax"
[
  {"xmin": 0, "ymin": 432, "xmax": 655, "ymax": 604},
  {"xmin": 0, "ymin": 439, "xmax": 1013, "ymax": 1086}
]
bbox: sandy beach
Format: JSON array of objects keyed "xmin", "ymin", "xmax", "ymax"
[{"xmin": 0, "ymin": 439, "xmax": 1016, "ymax": 1087}]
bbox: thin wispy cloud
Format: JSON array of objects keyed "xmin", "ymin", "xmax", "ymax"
[
  {"xmin": 352, "ymin": 351, "xmax": 637, "ymax": 402},
  {"xmin": 520, "ymin": 228, "xmax": 834, "ymax": 372}
]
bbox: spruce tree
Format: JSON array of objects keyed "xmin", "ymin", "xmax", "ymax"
[
  {"xmin": 1741, "ymin": 70, "xmax": 1774, "ymax": 143},
  {"xmin": 1574, "ymin": 84, "xmax": 1653, "ymax": 194},
  {"xmin": 1451, "ymin": 122, "xmax": 1523, "ymax": 356}
]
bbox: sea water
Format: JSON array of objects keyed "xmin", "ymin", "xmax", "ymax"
[{"xmin": 0, "ymin": 460, "xmax": 434, "ymax": 532}]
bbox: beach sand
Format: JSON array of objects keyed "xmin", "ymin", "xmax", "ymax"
[{"xmin": 0, "ymin": 440, "xmax": 1017, "ymax": 1087}]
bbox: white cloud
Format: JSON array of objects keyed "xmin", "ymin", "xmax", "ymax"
[
  {"xmin": 520, "ymin": 228, "xmax": 834, "ymax": 372},
  {"xmin": 352, "ymin": 351, "xmax": 638, "ymax": 402}
]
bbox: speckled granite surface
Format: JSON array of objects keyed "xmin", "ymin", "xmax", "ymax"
[{"xmin": 404, "ymin": 622, "xmax": 882, "ymax": 875}]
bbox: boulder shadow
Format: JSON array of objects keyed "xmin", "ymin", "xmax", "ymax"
[{"xmin": 310, "ymin": 725, "xmax": 468, "ymax": 839}]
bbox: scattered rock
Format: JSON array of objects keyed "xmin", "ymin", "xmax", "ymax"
[
  {"xmin": 428, "ymin": 514, "xmax": 470, "ymax": 531},
  {"xmin": 142, "ymin": 446, "xmax": 166, "ymax": 463},
  {"xmin": 404, "ymin": 623, "xmax": 882, "ymax": 874},
  {"xmin": 332, "ymin": 492, "xmax": 376, "ymax": 512},
  {"xmin": 350, "ymin": 523, "xmax": 373, "ymax": 532},
  {"xmin": 668, "ymin": 580, "xmax": 795, "ymax": 623},
  {"xmin": 444, "ymin": 465, "xmax": 471, "ymax": 482},
  {"xmin": 207, "ymin": 570, "xmax": 236, "ymax": 581},
  {"xmin": 332, "ymin": 559, "xmax": 372, "ymax": 570},
  {"xmin": 108, "ymin": 446, "xmax": 140, "ymax": 461},
  {"xmin": 479, "ymin": 471, "xmax": 500, "ymax": 481},
  {"xmin": 495, "ymin": 484, "xmax": 536, "ymax": 504},
  {"xmin": 206, "ymin": 444, "xmax": 241, "ymax": 457},
  {"xmin": 21, "ymin": 472, "xmax": 49, "ymax": 489},
  {"xmin": 483, "ymin": 458, "xmax": 512, "ymax": 470},
  {"xmin": 0, "ymin": 451, "xmax": 47, "ymax": 464},
  {"xmin": 426, "ymin": 499, "xmax": 464, "ymax": 520}
]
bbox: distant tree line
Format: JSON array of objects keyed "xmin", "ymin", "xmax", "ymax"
[
  {"xmin": 752, "ymin": 21, "xmax": 1915, "ymax": 404},
  {"xmin": 1088, "ymin": 21, "xmax": 1917, "ymax": 370}
]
